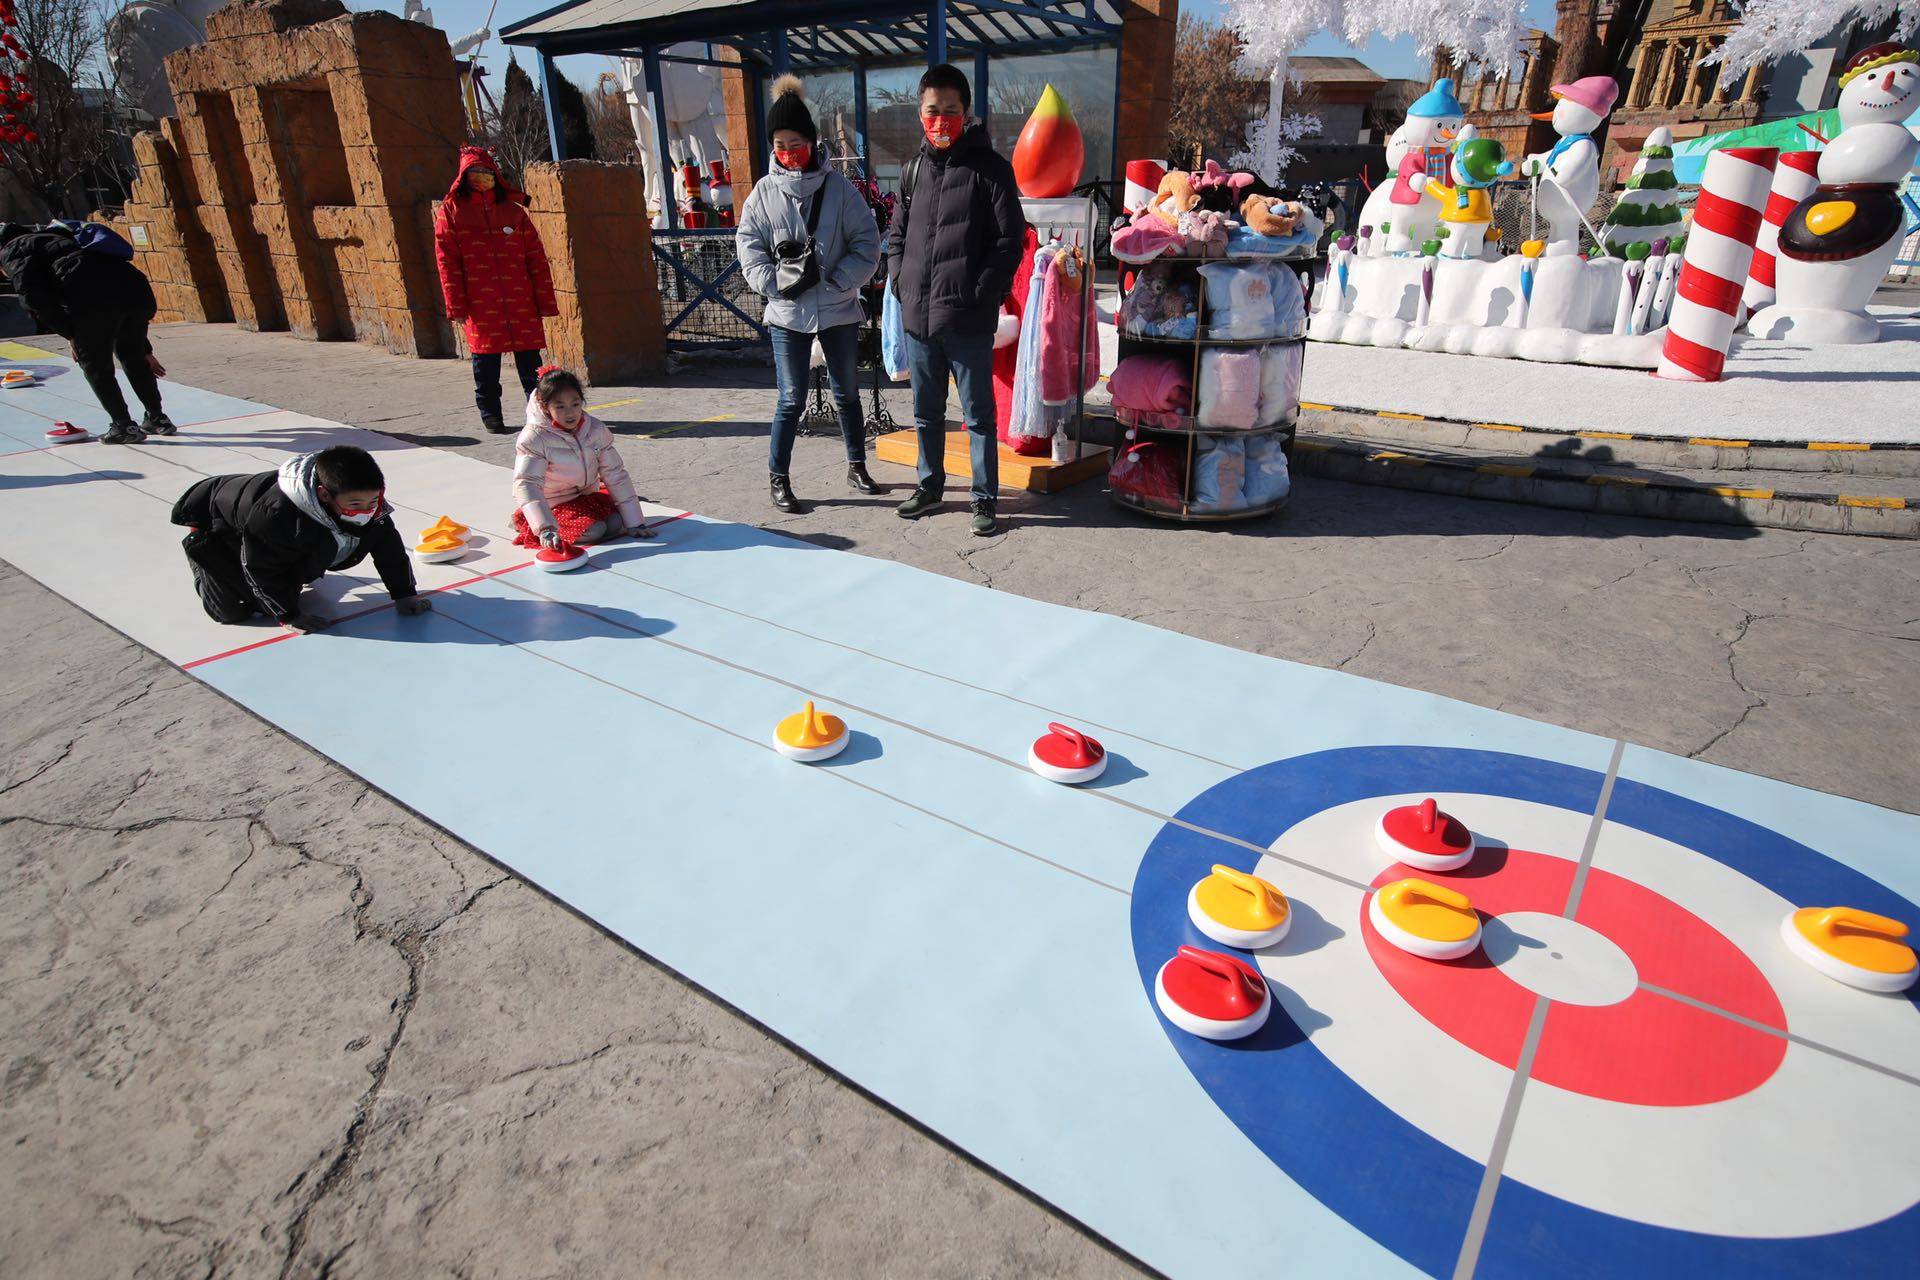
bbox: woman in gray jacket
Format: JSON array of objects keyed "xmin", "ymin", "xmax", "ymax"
[{"xmin": 736, "ymin": 76, "xmax": 883, "ymax": 514}]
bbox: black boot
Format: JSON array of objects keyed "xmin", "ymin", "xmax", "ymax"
[
  {"xmin": 142, "ymin": 411, "xmax": 178, "ymax": 436},
  {"xmin": 101, "ymin": 419, "xmax": 146, "ymax": 444},
  {"xmin": 770, "ymin": 473, "xmax": 809, "ymax": 514},
  {"xmin": 480, "ymin": 411, "xmax": 511, "ymax": 435},
  {"xmin": 847, "ymin": 461, "xmax": 880, "ymax": 494}
]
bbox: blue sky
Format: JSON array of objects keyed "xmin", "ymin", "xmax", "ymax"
[{"xmin": 356, "ymin": 0, "xmax": 1566, "ymax": 89}]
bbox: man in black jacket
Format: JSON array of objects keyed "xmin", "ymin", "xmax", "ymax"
[
  {"xmin": 170, "ymin": 445, "xmax": 431, "ymax": 632},
  {"xmin": 886, "ymin": 63, "xmax": 1027, "ymax": 537},
  {"xmin": 0, "ymin": 222, "xmax": 175, "ymax": 444}
]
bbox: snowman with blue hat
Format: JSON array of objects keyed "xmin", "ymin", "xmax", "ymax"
[{"xmin": 1359, "ymin": 77, "xmax": 1466, "ymax": 256}]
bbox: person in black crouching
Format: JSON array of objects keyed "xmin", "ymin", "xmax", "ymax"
[{"xmin": 170, "ymin": 445, "xmax": 432, "ymax": 632}]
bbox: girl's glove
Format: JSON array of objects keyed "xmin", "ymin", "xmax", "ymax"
[{"xmin": 538, "ymin": 528, "xmax": 562, "ymax": 551}]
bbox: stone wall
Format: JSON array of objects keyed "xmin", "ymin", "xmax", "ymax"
[
  {"xmin": 119, "ymin": 0, "xmax": 664, "ymax": 381},
  {"xmin": 523, "ymin": 162, "xmax": 665, "ymax": 384}
]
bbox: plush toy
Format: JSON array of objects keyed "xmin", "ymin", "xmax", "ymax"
[
  {"xmin": 1242, "ymin": 193, "xmax": 1305, "ymax": 237},
  {"xmin": 1192, "ymin": 159, "xmax": 1258, "ymax": 215},
  {"xmin": 1179, "ymin": 208, "xmax": 1229, "ymax": 258},
  {"xmin": 1120, "ymin": 261, "xmax": 1198, "ymax": 337},
  {"xmin": 1147, "ymin": 170, "xmax": 1199, "ymax": 228}
]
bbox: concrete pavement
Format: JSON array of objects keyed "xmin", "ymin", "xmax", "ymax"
[{"xmin": 4, "ymin": 323, "xmax": 1918, "ymax": 1278}]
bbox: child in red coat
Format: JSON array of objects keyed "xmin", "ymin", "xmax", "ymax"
[{"xmin": 434, "ymin": 148, "xmax": 558, "ymax": 435}]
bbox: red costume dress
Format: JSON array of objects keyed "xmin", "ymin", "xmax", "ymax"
[{"xmin": 433, "ymin": 148, "xmax": 557, "ymax": 355}]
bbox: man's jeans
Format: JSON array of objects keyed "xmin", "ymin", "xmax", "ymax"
[
  {"xmin": 769, "ymin": 322, "xmax": 866, "ymax": 475},
  {"xmin": 905, "ymin": 328, "xmax": 997, "ymax": 504}
]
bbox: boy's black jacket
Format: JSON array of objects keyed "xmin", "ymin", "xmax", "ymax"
[{"xmin": 171, "ymin": 471, "xmax": 417, "ymax": 622}]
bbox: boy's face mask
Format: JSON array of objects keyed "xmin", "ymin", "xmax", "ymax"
[{"xmin": 328, "ymin": 489, "xmax": 384, "ymax": 524}]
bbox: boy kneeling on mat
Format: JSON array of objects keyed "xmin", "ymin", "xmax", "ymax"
[{"xmin": 171, "ymin": 445, "xmax": 431, "ymax": 632}]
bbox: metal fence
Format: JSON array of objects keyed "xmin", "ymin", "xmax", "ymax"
[{"xmin": 650, "ymin": 229, "xmax": 767, "ymax": 349}]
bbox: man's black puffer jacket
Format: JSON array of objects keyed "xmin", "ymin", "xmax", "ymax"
[{"xmin": 886, "ymin": 123, "xmax": 1028, "ymax": 340}]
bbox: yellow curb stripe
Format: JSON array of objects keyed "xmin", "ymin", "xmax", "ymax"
[
  {"xmin": 588, "ymin": 396, "xmax": 646, "ymax": 412},
  {"xmin": 1587, "ymin": 474, "xmax": 1649, "ymax": 486},
  {"xmin": 1376, "ymin": 410, "xmax": 1425, "ymax": 421},
  {"xmin": 1470, "ymin": 422, "xmax": 1523, "ymax": 432},
  {"xmin": 1299, "ymin": 401, "xmax": 1334, "ymax": 411},
  {"xmin": 1477, "ymin": 463, "xmax": 1533, "ymax": 478},
  {"xmin": 1838, "ymin": 495, "xmax": 1907, "ymax": 509},
  {"xmin": 1808, "ymin": 441, "xmax": 1871, "ymax": 452},
  {"xmin": 1709, "ymin": 485, "xmax": 1774, "ymax": 499},
  {"xmin": 1578, "ymin": 431, "xmax": 1632, "ymax": 440},
  {"xmin": 1689, "ymin": 437, "xmax": 1751, "ymax": 448}
]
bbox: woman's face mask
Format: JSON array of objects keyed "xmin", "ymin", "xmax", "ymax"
[
  {"xmin": 468, "ymin": 169, "xmax": 496, "ymax": 192},
  {"xmin": 773, "ymin": 142, "xmax": 812, "ymax": 171}
]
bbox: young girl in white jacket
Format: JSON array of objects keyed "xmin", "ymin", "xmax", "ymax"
[{"xmin": 510, "ymin": 367, "xmax": 652, "ymax": 549}]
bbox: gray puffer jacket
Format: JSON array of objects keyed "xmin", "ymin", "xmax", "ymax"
[{"xmin": 736, "ymin": 157, "xmax": 881, "ymax": 333}]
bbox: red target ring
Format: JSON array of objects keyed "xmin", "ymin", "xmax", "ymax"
[{"xmin": 1362, "ymin": 847, "xmax": 1789, "ymax": 1106}]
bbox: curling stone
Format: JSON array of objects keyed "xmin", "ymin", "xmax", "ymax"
[
  {"xmin": 3, "ymin": 369, "xmax": 37, "ymax": 389},
  {"xmin": 773, "ymin": 699, "xmax": 849, "ymax": 763},
  {"xmin": 1376, "ymin": 797, "xmax": 1476, "ymax": 871},
  {"xmin": 1029, "ymin": 722, "xmax": 1106, "ymax": 784},
  {"xmin": 1187, "ymin": 865, "xmax": 1291, "ymax": 950},
  {"xmin": 1154, "ymin": 944, "xmax": 1271, "ymax": 1041},
  {"xmin": 414, "ymin": 531, "xmax": 469, "ymax": 564},
  {"xmin": 43, "ymin": 421, "xmax": 89, "ymax": 444},
  {"xmin": 1368, "ymin": 878, "xmax": 1482, "ymax": 961},
  {"xmin": 422, "ymin": 515, "xmax": 471, "ymax": 541},
  {"xmin": 535, "ymin": 542, "xmax": 589, "ymax": 573},
  {"xmin": 1780, "ymin": 906, "xmax": 1917, "ymax": 993}
]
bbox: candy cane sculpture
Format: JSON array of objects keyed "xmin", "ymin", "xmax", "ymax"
[
  {"xmin": 1740, "ymin": 150, "xmax": 1821, "ymax": 322},
  {"xmin": 1656, "ymin": 147, "xmax": 1777, "ymax": 383}
]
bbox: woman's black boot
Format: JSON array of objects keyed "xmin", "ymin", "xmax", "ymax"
[
  {"xmin": 770, "ymin": 472, "xmax": 808, "ymax": 514},
  {"xmin": 847, "ymin": 461, "xmax": 880, "ymax": 495}
]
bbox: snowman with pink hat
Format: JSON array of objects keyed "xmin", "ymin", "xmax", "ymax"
[{"xmin": 1521, "ymin": 75, "xmax": 1619, "ymax": 256}]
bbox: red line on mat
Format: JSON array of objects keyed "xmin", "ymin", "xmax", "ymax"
[{"xmin": 181, "ymin": 558, "xmax": 538, "ymax": 670}]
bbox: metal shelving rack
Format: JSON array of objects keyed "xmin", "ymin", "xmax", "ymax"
[{"xmin": 1105, "ymin": 253, "xmax": 1314, "ymax": 522}]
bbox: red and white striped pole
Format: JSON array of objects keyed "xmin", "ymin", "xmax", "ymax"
[
  {"xmin": 1656, "ymin": 146, "xmax": 1777, "ymax": 383},
  {"xmin": 1123, "ymin": 158, "xmax": 1167, "ymax": 219},
  {"xmin": 1740, "ymin": 149, "xmax": 1821, "ymax": 319}
]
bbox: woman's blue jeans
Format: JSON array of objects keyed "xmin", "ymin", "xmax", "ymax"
[{"xmin": 769, "ymin": 322, "xmax": 866, "ymax": 475}]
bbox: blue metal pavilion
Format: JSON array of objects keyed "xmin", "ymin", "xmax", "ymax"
[{"xmin": 500, "ymin": 0, "xmax": 1126, "ymax": 229}]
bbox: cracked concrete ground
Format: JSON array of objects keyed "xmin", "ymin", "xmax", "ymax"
[{"xmin": 4, "ymin": 325, "xmax": 1919, "ymax": 1278}]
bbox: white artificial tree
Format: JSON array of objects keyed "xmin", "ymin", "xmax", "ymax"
[
  {"xmin": 1707, "ymin": 0, "xmax": 1919, "ymax": 82},
  {"xmin": 1223, "ymin": 0, "xmax": 1529, "ymax": 182}
]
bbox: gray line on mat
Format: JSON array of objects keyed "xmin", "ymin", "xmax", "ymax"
[
  {"xmin": 1638, "ymin": 982, "xmax": 1920, "ymax": 1089},
  {"xmin": 1561, "ymin": 736, "xmax": 1625, "ymax": 919},
  {"xmin": 1451, "ymin": 737, "xmax": 1626, "ymax": 1280}
]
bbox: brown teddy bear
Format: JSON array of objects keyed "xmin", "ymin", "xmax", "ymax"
[
  {"xmin": 1146, "ymin": 170, "xmax": 1200, "ymax": 229},
  {"xmin": 1241, "ymin": 191, "xmax": 1306, "ymax": 237}
]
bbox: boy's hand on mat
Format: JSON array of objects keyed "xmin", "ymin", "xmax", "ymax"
[
  {"xmin": 146, "ymin": 353, "xmax": 166, "ymax": 378},
  {"xmin": 395, "ymin": 596, "xmax": 433, "ymax": 617},
  {"xmin": 628, "ymin": 524, "xmax": 656, "ymax": 539},
  {"xmin": 538, "ymin": 529, "xmax": 562, "ymax": 551},
  {"xmin": 286, "ymin": 611, "xmax": 329, "ymax": 633}
]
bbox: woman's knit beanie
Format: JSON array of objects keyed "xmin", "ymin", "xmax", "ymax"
[{"xmin": 766, "ymin": 74, "xmax": 818, "ymax": 145}]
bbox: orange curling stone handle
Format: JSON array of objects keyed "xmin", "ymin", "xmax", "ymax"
[
  {"xmin": 1380, "ymin": 879, "xmax": 1472, "ymax": 913},
  {"xmin": 1807, "ymin": 907, "xmax": 1909, "ymax": 943},
  {"xmin": 1176, "ymin": 945, "xmax": 1265, "ymax": 1009},
  {"xmin": 1207, "ymin": 865, "xmax": 1287, "ymax": 925}
]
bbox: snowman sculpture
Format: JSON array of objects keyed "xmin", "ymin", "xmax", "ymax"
[
  {"xmin": 1748, "ymin": 43, "xmax": 1920, "ymax": 344},
  {"xmin": 1522, "ymin": 76, "xmax": 1619, "ymax": 256},
  {"xmin": 1359, "ymin": 78, "xmax": 1465, "ymax": 256}
]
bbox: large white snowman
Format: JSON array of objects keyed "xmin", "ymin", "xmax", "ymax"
[
  {"xmin": 1360, "ymin": 78, "xmax": 1465, "ymax": 256},
  {"xmin": 1521, "ymin": 76, "xmax": 1619, "ymax": 256},
  {"xmin": 1748, "ymin": 43, "xmax": 1920, "ymax": 344}
]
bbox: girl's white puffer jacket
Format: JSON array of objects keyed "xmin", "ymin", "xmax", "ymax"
[{"xmin": 511, "ymin": 394, "xmax": 644, "ymax": 535}]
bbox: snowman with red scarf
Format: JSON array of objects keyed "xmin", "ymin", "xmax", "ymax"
[{"xmin": 1748, "ymin": 43, "xmax": 1920, "ymax": 344}]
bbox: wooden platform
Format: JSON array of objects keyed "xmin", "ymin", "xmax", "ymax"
[{"xmin": 873, "ymin": 429, "xmax": 1110, "ymax": 494}]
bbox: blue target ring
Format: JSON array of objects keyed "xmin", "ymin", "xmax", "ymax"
[{"xmin": 1130, "ymin": 746, "xmax": 1920, "ymax": 1278}]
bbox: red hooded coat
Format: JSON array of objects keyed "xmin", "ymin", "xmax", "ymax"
[{"xmin": 433, "ymin": 148, "xmax": 557, "ymax": 355}]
